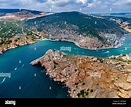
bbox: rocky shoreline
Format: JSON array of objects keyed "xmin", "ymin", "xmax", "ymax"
[
  {"xmin": 0, "ymin": 37, "xmax": 39, "ymax": 55},
  {"xmin": 0, "ymin": 30, "xmax": 47, "ymax": 55},
  {"xmin": 50, "ymin": 38, "xmax": 123, "ymax": 50},
  {"xmin": 47, "ymin": 34, "xmax": 125, "ymax": 51},
  {"xmin": 0, "ymin": 31, "xmax": 127, "ymax": 55},
  {"xmin": 31, "ymin": 49, "xmax": 131, "ymax": 98},
  {"xmin": 0, "ymin": 41, "xmax": 36, "ymax": 55}
]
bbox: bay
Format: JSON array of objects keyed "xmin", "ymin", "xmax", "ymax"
[{"xmin": 0, "ymin": 35, "xmax": 131, "ymax": 98}]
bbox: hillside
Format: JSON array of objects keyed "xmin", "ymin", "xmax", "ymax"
[
  {"xmin": 0, "ymin": 18, "xmax": 46, "ymax": 54},
  {"xmin": 102, "ymin": 16, "xmax": 131, "ymax": 32},
  {"xmin": 0, "ymin": 9, "xmax": 42, "ymax": 16},
  {"xmin": 0, "ymin": 10, "xmax": 129, "ymax": 54},
  {"xmin": 0, "ymin": 9, "xmax": 48, "ymax": 54},
  {"xmin": 26, "ymin": 11, "xmax": 127, "ymax": 49}
]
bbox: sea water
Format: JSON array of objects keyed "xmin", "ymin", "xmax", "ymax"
[{"xmin": 0, "ymin": 35, "xmax": 131, "ymax": 98}]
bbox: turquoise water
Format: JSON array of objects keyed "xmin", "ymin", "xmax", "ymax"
[{"xmin": 0, "ymin": 35, "xmax": 131, "ymax": 98}]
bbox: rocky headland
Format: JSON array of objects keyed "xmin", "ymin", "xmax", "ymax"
[
  {"xmin": 31, "ymin": 49, "xmax": 131, "ymax": 98},
  {"xmin": 0, "ymin": 30, "xmax": 47, "ymax": 54},
  {"xmin": 0, "ymin": 36, "xmax": 37, "ymax": 54}
]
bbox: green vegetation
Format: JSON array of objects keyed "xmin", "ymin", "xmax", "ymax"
[
  {"xmin": 0, "ymin": 10, "xmax": 130, "ymax": 53},
  {"xmin": 77, "ymin": 89, "xmax": 89, "ymax": 98},
  {"xmin": 82, "ymin": 83, "xmax": 85, "ymax": 85},
  {"xmin": 111, "ymin": 55, "xmax": 131, "ymax": 64},
  {"xmin": 26, "ymin": 12, "xmax": 126, "ymax": 41},
  {"xmin": 97, "ymin": 57, "xmax": 104, "ymax": 63},
  {"xmin": 0, "ymin": 20, "xmax": 26, "ymax": 38},
  {"xmin": 77, "ymin": 90, "xmax": 84, "ymax": 97},
  {"xmin": 103, "ymin": 16, "xmax": 131, "ymax": 28},
  {"xmin": 128, "ymin": 60, "xmax": 131, "ymax": 64},
  {"xmin": 0, "ymin": 19, "xmax": 42, "ymax": 51},
  {"xmin": 66, "ymin": 54, "xmax": 74, "ymax": 60},
  {"xmin": 90, "ymin": 89, "xmax": 93, "ymax": 93}
]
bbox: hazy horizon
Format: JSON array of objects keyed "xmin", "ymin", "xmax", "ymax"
[
  {"xmin": 0, "ymin": 8, "xmax": 131, "ymax": 14},
  {"xmin": 0, "ymin": 0, "xmax": 130, "ymax": 14}
]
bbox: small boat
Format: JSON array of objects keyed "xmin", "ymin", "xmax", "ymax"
[
  {"xmin": 19, "ymin": 86, "xmax": 21, "ymax": 90},
  {"xmin": 49, "ymin": 86, "xmax": 52, "ymax": 90},
  {"xmin": 125, "ymin": 47, "xmax": 127, "ymax": 50},
  {"xmin": 34, "ymin": 47, "xmax": 36, "ymax": 50},
  {"xmin": 105, "ymin": 51, "xmax": 109, "ymax": 53},
  {"xmin": 14, "ymin": 67, "xmax": 17, "ymax": 70},
  {"xmin": 34, "ymin": 73, "xmax": 36, "ymax": 76},
  {"xmin": 19, "ymin": 60, "xmax": 21, "ymax": 63}
]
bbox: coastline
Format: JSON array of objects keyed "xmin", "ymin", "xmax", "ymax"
[
  {"xmin": 0, "ymin": 38, "xmax": 51, "ymax": 55},
  {"xmin": 39, "ymin": 38, "xmax": 51, "ymax": 41},
  {"xmin": 0, "ymin": 35, "xmax": 127, "ymax": 55},
  {"xmin": 41, "ymin": 36, "xmax": 126, "ymax": 51},
  {"xmin": 0, "ymin": 40, "xmax": 38, "ymax": 55},
  {"xmin": 31, "ymin": 49, "xmax": 131, "ymax": 98}
]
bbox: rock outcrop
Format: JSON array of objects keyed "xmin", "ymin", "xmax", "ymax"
[
  {"xmin": 0, "ymin": 37, "xmax": 37, "ymax": 55},
  {"xmin": 127, "ymin": 73, "xmax": 131, "ymax": 83},
  {"xmin": 31, "ymin": 49, "xmax": 131, "ymax": 98}
]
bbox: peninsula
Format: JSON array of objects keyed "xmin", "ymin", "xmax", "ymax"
[{"xmin": 31, "ymin": 49, "xmax": 131, "ymax": 98}]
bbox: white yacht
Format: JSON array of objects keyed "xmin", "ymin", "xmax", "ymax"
[
  {"xmin": 19, "ymin": 60, "xmax": 21, "ymax": 63},
  {"xmin": 34, "ymin": 73, "xmax": 36, "ymax": 76},
  {"xmin": 19, "ymin": 86, "xmax": 21, "ymax": 90},
  {"xmin": 49, "ymin": 86, "xmax": 52, "ymax": 90},
  {"xmin": 14, "ymin": 67, "xmax": 17, "ymax": 70}
]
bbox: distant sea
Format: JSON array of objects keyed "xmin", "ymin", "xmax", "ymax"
[
  {"xmin": 0, "ymin": 34, "xmax": 131, "ymax": 98},
  {"xmin": 109, "ymin": 14, "xmax": 131, "ymax": 18}
]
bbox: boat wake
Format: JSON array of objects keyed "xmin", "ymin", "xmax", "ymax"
[
  {"xmin": 21, "ymin": 64, "xmax": 24, "ymax": 68},
  {"xmin": 14, "ymin": 60, "xmax": 25, "ymax": 71},
  {"xmin": 104, "ymin": 51, "xmax": 109, "ymax": 53},
  {"xmin": 0, "ymin": 78, "xmax": 6, "ymax": 84}
]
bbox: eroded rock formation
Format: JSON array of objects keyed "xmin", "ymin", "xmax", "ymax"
[{"xmin": 31, "ymin": 49, "xmax": 131, "ymax": 98}]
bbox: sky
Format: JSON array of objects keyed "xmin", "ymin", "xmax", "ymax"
[{"xmin": 0, "ymin": 0, "xmax": 131, "ymax": 13}]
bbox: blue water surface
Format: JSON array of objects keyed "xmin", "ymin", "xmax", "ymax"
[{"xmin": 0, "ymin": 34, "xmax": 131, "ymax": 98}]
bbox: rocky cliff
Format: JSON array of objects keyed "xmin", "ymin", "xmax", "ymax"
[{"xmin": 31, "ymin": 49, "xmax": 131, "ymax": 98}]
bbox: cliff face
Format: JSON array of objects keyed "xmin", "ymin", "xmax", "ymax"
[{"xmin": 31, "ymin": 49, "xmax": 131, "ymax": 98}]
